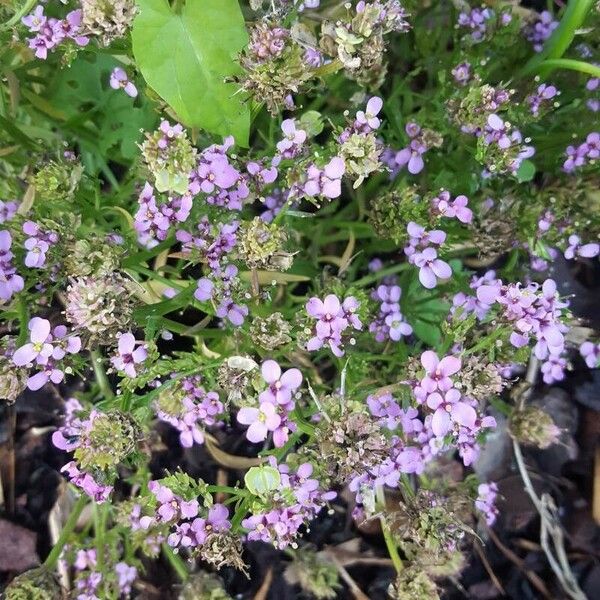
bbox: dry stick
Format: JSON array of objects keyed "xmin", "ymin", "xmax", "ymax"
[
  {"xmin": 325, "ymin": 551, "xmax": 371, "ymax": 600},
  {"xmin": 5, "ymin": 402, "xmax": 16, "ymax": 514},
  {"xmin": 473, "ymin": 540, "xmax": 506, "ymax": 596},
  {"xmin": 511, "ymin": 357, "xmax": 587, "ymax": 600},
  {"xmin": 487, "ymin": 527, "xmax": 552, "ymax": 599}
]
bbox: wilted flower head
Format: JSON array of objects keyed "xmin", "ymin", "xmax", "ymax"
[
  {"xmin": 65, "ymin": 274, "xmax": 134, "ymax": 341},
  {"xmin": 509, "ymin": 405, "xmax": 560, "ymax": 449},
  {"xmin": 81, "ymin": 0, "xmax": 137, "ymax": 46},
  {"xmin": 249, "ymin": 313, "xmax": 292, "ymax": 349}
]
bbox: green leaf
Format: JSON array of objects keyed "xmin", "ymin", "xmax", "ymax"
[
  {"xmin": 132, "ymin": 0, "xmax": 250, "ymax": 145},
  {"xmin": 244, "ymin": 466, "xmax": 281, "ymax": 496},
  {"xmin": 412, "ymin": 320, "xmax": 442, "ymax": 346},
  {"xmin": 516, "ymin": 160, "xmax": 536, "ymax": 183},
  {"xmin": 46, "ymin": 53, "xmax": 157, "ymax": 161}
]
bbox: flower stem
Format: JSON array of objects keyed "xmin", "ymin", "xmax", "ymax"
[
  {"xmin": 90, "ymin": 349, "xmax": 114, "ymax": 402},
  {"xmin": 519, "ymin": 0, "xmax": 595, "ymax": 78},
  {"xmin": 537, "ymin": 58, "xmax": 600, "ymax": 79},
  {"xmin": 375, "ymin": 485, "xmax": 403, "ymax": 574},
  {"xmin": 0, "ymin": 0, "xmax": 37, "ymax": 31},
  {"xmin": 44, "ymin": 494, "xmax": 87, "ymax": 570},
  {"xmin": 162, "ymin": 543, "xmax": 189, "ymax": 581},
  {"xmin": 93, "ymin": 502, "xmax": 108, "ymax": 573}
]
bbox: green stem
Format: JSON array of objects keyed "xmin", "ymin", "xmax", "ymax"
[
  {"xmin": 44, "ymin": 494, "xmax": 87, "ymax": 569},
  {"xmin": 93, "ymin": 503, "xmax": 108, "ymax": 573},
  {"xmin": 162, "ymin": 543, "xmax": 189, "ymax": 581},
  {"xmin": 90, "ymin": 349, "xmax": 114, "ymax": 402},
  {"xmin": 375, "ymin": 485, "xmax": 403, "ymax": 574},
  {"xmin": 537, "ymin": 58, "xmax": 600, "ymax": 78},
  {"xmin": 353, "ymin": 263, "xmax": 410, "ymax": 288},
  {"xmin": 0, "ymin": 0, "xmax": 37, "ymax": 31},
  {"xmin": 519, "ymin": 0, "xmax": 595, "ymax": 78}
]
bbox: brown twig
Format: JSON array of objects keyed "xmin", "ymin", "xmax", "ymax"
[
  {"xmin": 474, "ymin": 540, "xmax": 506, "ymax": 596},
  {"xmin": 487, "ymin": 527, "xmax": 552, "ymax": 599},
  {"xmin": 325, "ymin": 551, "xmax": 371, "ymax": 600},
  {"xmin": 253, "ymin": 567, "xmax": 273, "ymax": 600}
]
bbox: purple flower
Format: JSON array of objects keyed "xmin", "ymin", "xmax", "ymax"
[
  {"xmin": 216, "ymin": 298, "xmax": 248, "ymax": 326},
  {"xmin": 189, "ymin": 504, "xmax": 230, "ymax": 545},
  {"xmin": 24, "ymin": 237, "xmax": 49, "ymax": 267},
  {"xmin": 237, "ymin": 402, "xmax": 281, "ymax": 443},
  {"xmin": 12, "ymin": 317, "xmax": 53, "ymax": 366},
  {"xmin": 426, "ymin": 388, "xmax": 477, "ymax": 437},
  {"xmin": 110, "ymin": 67, "xmax": 138, "ymax": 98},
  {"xmin": 355, "ymin": 96, "xmax": 383, "ymax": 131},
  {"xmin": 413, "ymin": 247, "xmax": 452, "ymax": 288},
  {"xmin": 115, "ymin": 563, "xmax": 137, "ymax": 596},
  {"xmin": 432, "ymin": 191, "xmax": 473, "ymax": 224},
  {"xmin": 564, "ymin": 234, "xmax": 599, "ymax": 260},
  {"xmin": 580, "ymin": 341, "xmax": 600, "ymax": 368},
  {"xmin": 277, "ymin": 119, "xmax": 307, "ymax": 158},
  {"xmin": 194, "ymin": 277, "xmax": 214, "ymax": 301},
  {"xmin": 303, "ymin": 157, "xmax": 345, "ymax": 199},
  {"xmin": 419, "ymin": 351, "xmax": 461, "ymax": 393},
  {"xmin": 475, "ymin": 482, "xmax": 499, "ymax": 526},
  {"xmin": 259, "ymin": 359, "xmax": 302, "ymax": 406},
  {"xmin": 22, "ymin": 5, "xmax": 46, "ymax": 32},
  {"xmin": 0, "ymin": 230, "xmax": 24, "ymax": 301},
  {"xmin": 111, "ymin": 333, "xmax": 148, "ymax": 377},
  {"xmin": 527, "ymin": 83, "xmax": 558, "ymax": 117}
]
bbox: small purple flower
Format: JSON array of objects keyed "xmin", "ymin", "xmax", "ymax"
[
  {"xmin": 303, "ymin": 157, "xmax": 345, "ymax": 199},
  {"xmin": 194, "ymin": 277, "xmax": 214, "ymax": 301},
  {"xmin": 216, "ymin": 298, "xmax": 248, "ymax": 326},
  {"xmin": 564, "ymin": 234, "xmax": 599, "ymax": 260},
  {"xmin": 276, "ymin": 119, "xmax": 307, "ymax": 158},
  {"xmin": 12, "ymin": 317, "xmax": 53, "ymax": 366},
  {"xmin": 189, "ymin": 504, "xmax": 230, "ymax": 545},
  {"xmin": 237, "ymin": 402, "xmax": 281, "ymax": 443},
  {"xmin": 413, "ymin": 247, "xmax": 452, "ymax": 289},
  {"xmin": 419, "ymin": 351, "xmax": 462, "ymax": 393},
  {"xmin": 259, "ymin": 359, "xmax": 303, "ymax": 406},
  {"xmin": 111, "ymin": 333, "xmax": 148, "ymax": 377},
  {"xmin": 580, "ymin": 341, "xmax": 600, "ymax": 369},
  {"xmin": 110, "ymin": 67, "xmax": 138, "ymax": 98},
  {"xmin": 426, "ymin": 388, "xmax": 477, "ymax": 437},
  {"xmin": 355, "ymin": 96, "xmax": 383, "ymax": 131},
  {"xmin": 475, "ymin": 482, "xmax": 499, "ymax": 526}
]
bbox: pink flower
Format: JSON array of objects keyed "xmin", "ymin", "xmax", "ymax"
[
  {"xmin": 237, "ymin": 402, "xmax": 281, "ymax": 443},
  {"xmin": 259, "ymin": 360, "xmax": 303, "ymax": 406},
  {"xmin": 111, "ymin": 333, "xmax": 148, "ymax": 377},
  {"xmin": 420, "ymin": 350, "xmax": 461, "ymax": 393},
  {"xmin": 110, "ymin": 67, "xmax": 138, "ymax": 98}
]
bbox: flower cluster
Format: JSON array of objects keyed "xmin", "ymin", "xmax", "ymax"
[
  {"xmin": 369, "ymin": 283, "xmax": 413, "ymax": 342},
  {"xmin": 477, "ymin": 279, "xmax": 569, "ymax": 383},
  {"xmin": 475, "ymin": 482, "xmax": 499, "ymax": 526},
  {"xmin": 404, "ymin": 222, "xmax": 451, "ymax": 289},
  {"xmin": 305, "ymin": 294, "xmax": 362, "ymax": 356},
  {"xmin": 242, "ymin": 460, "xmax": 336, "ymax": 549},
  {"xmin": 155, "ymin": 375, "xmax": 225, "ymax": 448},
  {"xmin": 457, "ymin": 7, "xmax": 495, "ymax": 42},
  {"xmin": 22, "ymin": 5, "xmax": 88, "ymax": 60},
  {"xmin": 134, "ymin": 183, "xmax": 192, "ymax": 247},
  {"xmin": 0, "ymin": 231, "xmax": 24, "ymax": 302},
  {"xmin": 563, "ymin": 132, "xmax": 599, "ymax": 172},
  {"xmin": 523, "ymin": 10, "xmax": 558, "ymax": 53}
]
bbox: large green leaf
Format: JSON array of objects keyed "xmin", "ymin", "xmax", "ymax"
[{"xmin": 132, "ymin": 0, "xmax": 250, "ymax": 145}]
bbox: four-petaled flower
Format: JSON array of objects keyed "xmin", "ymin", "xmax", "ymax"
[
  {"xmin": 237, "ymin": 402, "xmax": 281, "ymax": 443},
  {"xmin": 111, "ymin": 332, "xmax": 148, "ymax": 378}
]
